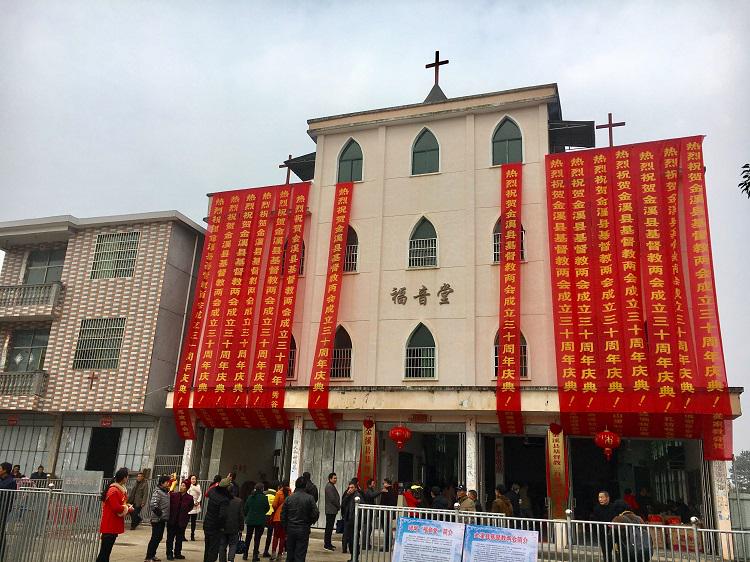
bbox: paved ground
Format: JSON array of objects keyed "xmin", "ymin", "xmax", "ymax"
[{"xmin": 110, "ymin": 525, "xmax": 352, "ymax": 562}]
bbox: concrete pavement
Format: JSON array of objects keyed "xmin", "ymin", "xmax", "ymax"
[{"xmin": 110, "ymin": 525, "xmax": 352, "ymax": 562}]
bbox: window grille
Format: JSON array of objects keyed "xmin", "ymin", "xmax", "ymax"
[
  {"xmin": 343, "ymin": 226, "xmax": 359, "ymax": 272},
  {"xmin": 492, "ymin": 119, "xmax": 523, "ymax": 165},
  {"xmin": 405, "ymin": 324, "xmax": 436, "ymax": 379},
  {"xmin": 24, "ymin": 249, "xmax": 65, "ymax": 284},
  {"xmin": 330, "ymin": 348, "xmax": 352, "ymax": 379},
  {"xmin": 287, "ymin": 336, "xmax": 297, "ymax": 379},
  {"xmin": 338, "ymin": 140, "xmax": 363, "ymax": 183},
  {"xmin": 90, "ymin": 231, "xmax": 140, "ymax": 279},
  {"xmin": 4, "ymin": 328, "xmax": 49, "ymax": 372},
  {"xmin": 405, "ymin": 347, "xmax": 436, "ymax": 379},
  {"xmin": 493, "ymin": 223, "xmax": 526, "ymax": 262},
  {"xmin": 408, "ymin": 238, "xmax": 437, "ymax": 268},
  {"xmin": 494, "ymin": 332, "xmax": 529, "ymax": 379},
  {"xmin": 331, "ymin": 327, "xmax": 352, "ymax": 379},
  {"xmin": 72, "ymin": 317, "xmax": 126, "ymax": 370}
]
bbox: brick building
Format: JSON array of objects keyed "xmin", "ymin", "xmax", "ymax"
[{"xmin": 0, "ymin": 212, "xmax": 203, "ymax": 477}]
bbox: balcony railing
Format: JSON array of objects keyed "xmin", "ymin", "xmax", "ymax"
[
  {"xmin": 0, "ymin": 371, "xmax": 48, "ymax": 396},
  {"xmin": 0, "ymin": 283, "xmax": 62, "ymax": 320}
]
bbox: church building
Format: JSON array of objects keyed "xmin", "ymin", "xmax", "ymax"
[{"xmin": 170, "ymin": 61, "xmax": 741, "ymax": 530}]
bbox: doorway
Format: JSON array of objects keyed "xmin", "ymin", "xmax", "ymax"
[{"xmin": 85, "ymin": 427, "xmax": 122, "ymax": 478}]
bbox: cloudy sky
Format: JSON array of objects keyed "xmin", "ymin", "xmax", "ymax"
[{"xmin": 2, "ymin": 1, "xmax": 749, "ymax": 448}]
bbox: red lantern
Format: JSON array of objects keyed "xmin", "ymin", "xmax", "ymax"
[
  {"xmin": 388, "ymin": 425, "xmax": 412, "ymax": 449},
  {"xmin": 549, "ymin": 423, "xmax": 563, "ymax": 435},
  {"xmin": 363, "ymin": 418, "xmax": 375, "ymax": 429},
  {"xmin": 594, "ymin": 429, "xmax": 621, "ymax": 462}
]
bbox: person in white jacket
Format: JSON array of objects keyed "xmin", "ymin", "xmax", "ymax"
[{"xmin": 187, "ymin": 474, "xmax": 202, "ymax": 541}]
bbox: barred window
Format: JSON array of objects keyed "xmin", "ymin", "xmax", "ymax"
[
  {"xmin": 24, "ymin": 249, "xmax": 65, "ymax": 284},
  {"xmin": 408, "ymin": 218, "xmax": 437, "ymax": 268},
  {"xmin": 90, "ymin": 232, "xmax": 140, "ymax": 279},
  {"xmin": 72, "ymin": 317, "xmax": 126, "ymax": 370},
  {"xmin": 405, "ymin": 323, "xmax": 436, "ymax": 379},
  {"xmin": 338, "ymin": 139, "xmax": 363, "ymax": 183},
  {"xmin": 492, "ymin": 119, "xmax": 522, "ymax": 165},
  {"xmin": 494, "ymin": 331, "xmax": 529, "ymax": 379},
  {"xmin": 344, "ymin": 226, "xmax": 358, "ymax": 273},
  {"xmin": 493, "ymin": 218, "xmax": 526, "ymax": 262},
  {"xmin": 412, "ymin": 128, "xmax": 439, "ymax": 175},
  {"xmin": 5, "ymin": 328, "xmax": 49, "ymax": 372},
  {"xmin": 330, "ymin": 326, "xmax": 352, "ymax": 379},
  {"xmin": 287, "ymin": 335, "xmax": 297, "ymax": 379}
]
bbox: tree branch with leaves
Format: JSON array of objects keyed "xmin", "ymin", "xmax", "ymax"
[{"xmin": 741, "ymin": 163, "xmax": 750, "ymax": 199}]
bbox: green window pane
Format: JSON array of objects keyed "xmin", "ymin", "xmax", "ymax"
[
  {"xmin": 508, "ymin": 139, "xmax": 522, "ymax": 163},
  {"xmin": 412, "ymin": 218, "xmax": 436, "ymax": 240},
  {"xmin": 25, "ymin": 268, "xmax": 46, "ymax": 285},
  {"xmin": 338, "ymin": 140, "xmax": 363, "ymax": 182},
  {"xmin": 409, "ymin": 324, "xmax": 435, "ymax": 347}
]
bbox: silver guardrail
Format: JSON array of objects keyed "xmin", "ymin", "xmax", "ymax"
[
  {"xmin": 0, "ymin": 487, "xmax": 101, "ymax": 562},
  {"xmin": 352, "ymin": 502, "xmax": 750, "ymax": 561}
]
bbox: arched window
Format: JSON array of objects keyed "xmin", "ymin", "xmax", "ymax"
[
  {"xmin": 281, "ymin": 240, "xmax": 306, "ymax": 275},
  {"xmin": 409, "ymin": 217, "xmax": 438, "ymax": 268},
  {"xmin": 493, "ymin": 218, "xmax": 526, "ymax": 262},
  {"xmin": 338, "ymin": 139, "xmax": 363, "ymax": 183},
  {"xmin": 344, "ymin": 226, "xmax": 358, "ymax": 273},
  {"xmin": 492, "ymin": 119, "xmax": 522, "ymax": 165},
  {"xmin": 405, "ymin": 323, "xmax": 436, "ymax": 379},
  {"xmin": 331, "ymin": 326, "xmax": 352, "ymax": 379},
  {"xmin": 288, "ymin": 335, "xmax": 297, "ymax": 379},
  {"xmin": 412, "ymin": 128, "xmax": 439, "ymax": 175},
  {"xmin": 494, "ymin": 331, "xmax": 529, "ymax": 379}
]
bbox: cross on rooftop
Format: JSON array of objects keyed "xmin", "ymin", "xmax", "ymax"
[
  {"xmin": 596, "ymin": 112, "xmax": 626, "ymax": 147},
  {"xmin": 279, "ymin": 154, "xmax": 293, "ymax": 185},
  {"xmin": 426, "ymin": 51, "xmax": 449, "ymax": 86}
]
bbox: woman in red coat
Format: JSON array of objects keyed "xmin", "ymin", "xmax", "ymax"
[{"xmin": 96, "ymin": 467, "xmax": 134, "ymax": 562}]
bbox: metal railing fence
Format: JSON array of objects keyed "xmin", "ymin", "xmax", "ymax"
[
  {"xmin": 0, "ymin": 487, "xmax": 100, "ymax": 562},
  {"xmin": 352, "ymin": 502, "xmax": 750, "ymax": 562}
]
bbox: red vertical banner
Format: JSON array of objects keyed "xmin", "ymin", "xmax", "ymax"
[
  {"xmin": 263, "ymin": 182, "xmax": 310, "ymax": 428},
  {"xmin": 308, "ymin": 182, "xmax": 355, "ymax": 430},
  {"xmin": 610, "ymin": 148, "xmax": 651, "ymax": 436},
  {"xmin": 591, "ymin": 151, "xmax": 629, "ymax": 413},
  {"xmin": 661, "ymin": 143, "xmax": 701, "ymax": 420},
  {"xmin": 248, "ymin": 188, "xmax": 292, "ymax": 428},
  {"xmin": 193, "ymin": 195, "xmax": 230, "ymax": 429},
  {"xmin": 680, "ymin": 137, "xmax": 732, "ymax": 459},
  {"xmin": 546, "ymin": 156, "xmax": 579, "ymax": 431},
  {"xmin": 496, "ymin": 163, "xmax": 524, "ymax": 434},
  {"xmin": 220, "ymin": 189, "xmax": 264, "ymax": 428},
  {"xmin": 632, "ymin": 145, "xmax": 682, "ymax": 420}
]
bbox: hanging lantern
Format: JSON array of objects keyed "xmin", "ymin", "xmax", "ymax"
[
  {"xmin": 363, "ymin": 418, "xmax": 375, "ymax": 430},
  {"xmin": 388, "ymin": 425, "xmax": 412, "ymax": 449},
  {"xmin": 549, "ymin": 422, "xmax": 563, "ymax": 435},
  {"xmin": 594, "ymin": 429, "xmax": 621, "ymax": 462}
]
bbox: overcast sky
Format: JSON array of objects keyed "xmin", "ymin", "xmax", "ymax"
[{"xmin": 1, "ymin": 1, "xmax": 749, "ymax": 450}]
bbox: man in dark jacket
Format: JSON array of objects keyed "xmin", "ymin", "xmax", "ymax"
[
  {"xmin": 130, "ymin": 471, "xmax": 149, "ymax": 530},
  {"xmin": 323, "ymin": 473, "xmax": 340, "ymax": 551},
  {"xmin": 361, "ymin": 478, "xmax": 382, "ymax": 549},
  {"xmin": 302, "ymin": 471, "xmax": 318, "ymax": 503},
  {"xmin": 145, "ymin": 474, "xmax": 171, "ymax": 562},
  {"xmin": 379, "ymin": 479, "xmax": 398, "ymax": 552},
  {"xmin": 430, "ymin": 486, "xmax": 451, "ymax": 510},
  {"xmin": 592, "ymin": 491, "xmax": 629, "ymax": 562},
  {"xmin": 29, "ymin": 465, "xmax": 47, "ymax": 481},
  {"xmin": 341, "ymin": 480, "xmax": 362, "ymax": 561},
  {"xmin": 204, "ymin": 478, "xmax": 232, "ymax": 562},
  {"xmin": 281, "ymin": 476, "xmax": 320, "ymax": 562},
  {"xmin": 221, "ymin": 492, "xmax": 244, "ymax": 562}
]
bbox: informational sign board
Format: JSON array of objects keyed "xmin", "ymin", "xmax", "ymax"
[
  {"xmin": 61, "ymin": 470, "xmax": 103, "ymax": 493},
  {"xmin": 392, "ymin": 517, "xmax": 465, "ymax": 562},
  {"xmin": 462, "ymin": 524, "xmax": 539, "ymax": 562}
]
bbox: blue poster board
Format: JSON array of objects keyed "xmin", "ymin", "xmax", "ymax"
[
  {"xmin": 462, "ymin": 524, "xmax": 539, "ymax": 562},
  {"xmin": 392, "ymin": 517, "xmax": 465, "ymax": 562}
]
